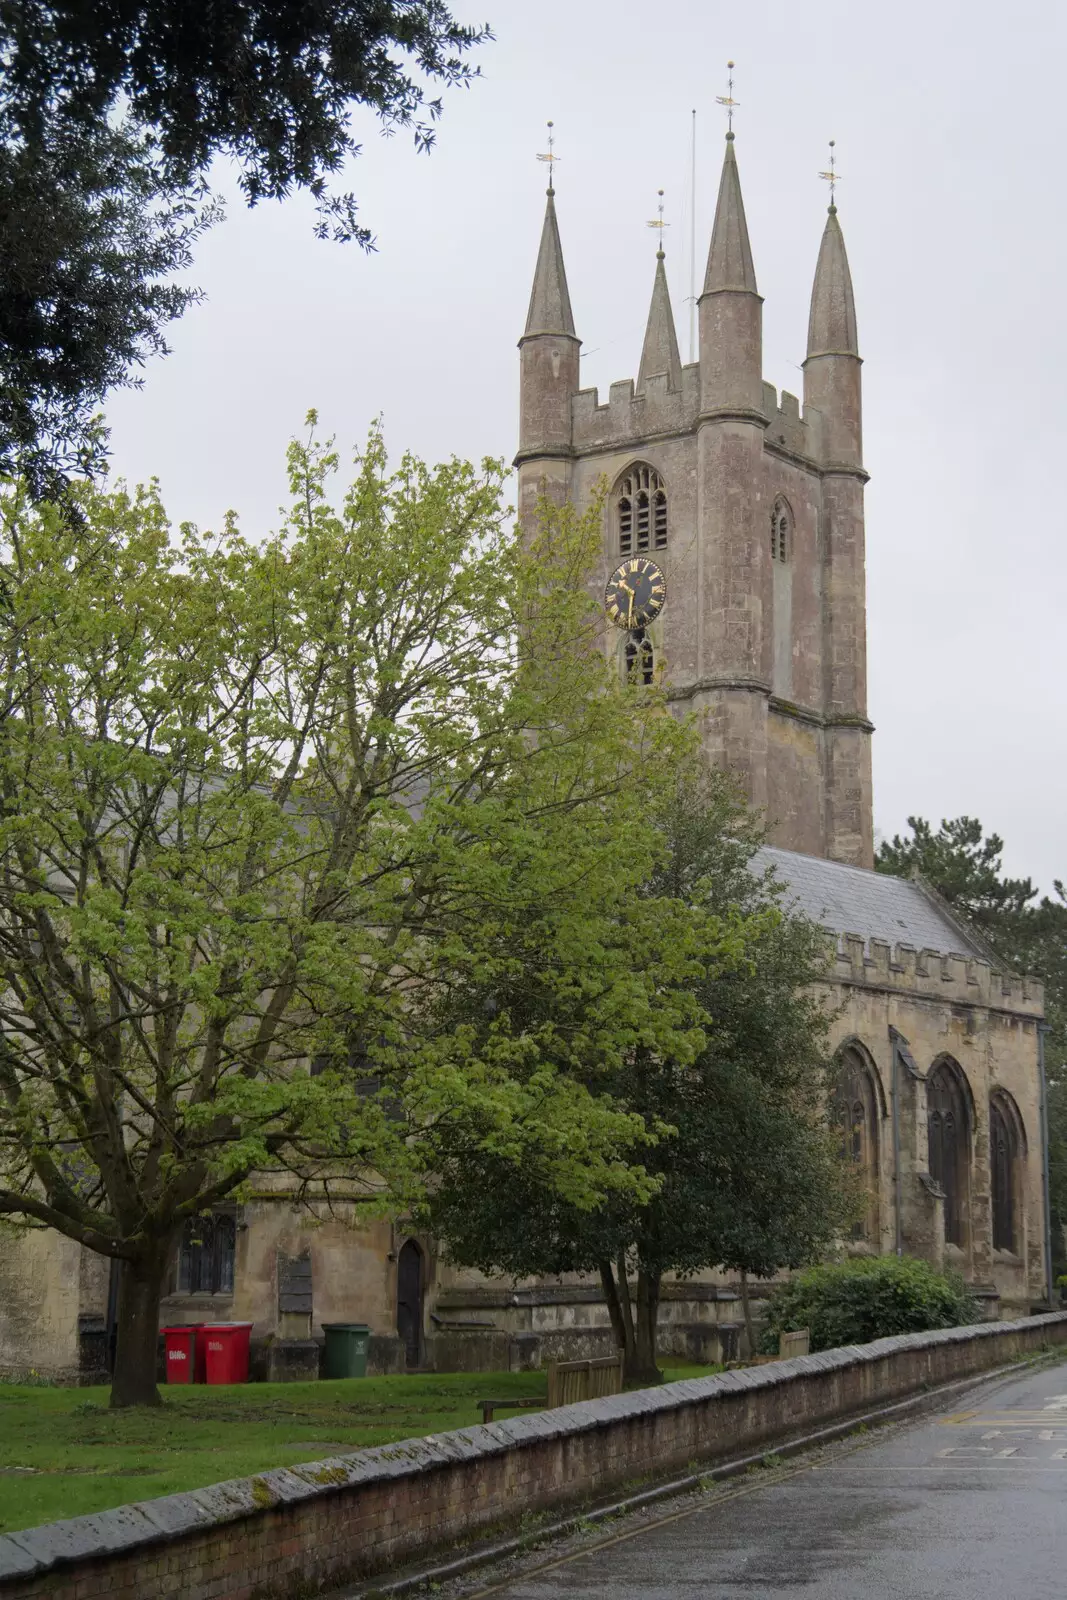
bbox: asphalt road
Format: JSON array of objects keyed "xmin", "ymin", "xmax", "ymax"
[{"xmin": 468, "ymin": 1357, "xmax": 1067, "ymax": 1599}]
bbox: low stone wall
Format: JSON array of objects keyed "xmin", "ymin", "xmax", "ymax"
[{"xmin": 2, "ymin": 1312, "xmax": 1065, "ymax": 1600}]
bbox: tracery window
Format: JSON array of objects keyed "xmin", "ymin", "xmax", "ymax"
[
  {"xmin": 832, "ymin": 1049, "xmax": 880, "ymax": 1240},
  {"xmin": 927, "ymin": 1060, "xmax": 970, "ymax": 1248},
  {"xmin": 177, "ymin": 1213, "xmax": 236, "ymax": 1295},
  {"xmin": 617, "ymin": 465, "xmax": 667, "ymax": 555},
  {"xmin": 624, "ymin": 629, "xmax": 655, "ymax": 686},
  {"xmin": 990, "ymin": 1094, "xmax": 1021, "ymax": 1252},
  {"xmin": 771, "ymin": 498, "xmax": 792, "ymax": 563}
]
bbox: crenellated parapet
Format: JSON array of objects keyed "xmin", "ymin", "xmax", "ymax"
[
  {"xmin": 832, "ymin": 934, "xmax": 1044, "ymax": 1017},
  {"xmin": 571, "ymin": 366, "xmax": 699, "ymax": 453},
  {"xmin": 762, "ymin": 383, "xmax": 812, "ymax": 462}
]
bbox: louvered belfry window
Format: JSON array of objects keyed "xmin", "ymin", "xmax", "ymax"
[{"xmin": 617, "ymin": 466, "xmax": 667, "ymax": 554}]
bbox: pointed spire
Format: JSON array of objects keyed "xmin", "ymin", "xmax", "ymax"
[
  {"xmin": 636, "ymin": 252, "xmax": 682, "ymax": 393},
  {"xmin": 523, "ymin": 188, "xmax": 576, "ymax": 339},
  {"xmin": 807, "ymin": 204, "xmax": 858, "ymax": 356},
  {"xmin": 702, "ymin": 135, "xmax": 758, "ymax": 295}
]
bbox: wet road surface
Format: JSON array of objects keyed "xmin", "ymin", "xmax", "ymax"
[{"xmin": 468, "ymin": 1357, "xmax": 1067, "ymax": 1599}]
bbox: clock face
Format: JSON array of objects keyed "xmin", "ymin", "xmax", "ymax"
[{"xmin": 605, "ymin": 557, "xmax": 666, "ymax": 631}]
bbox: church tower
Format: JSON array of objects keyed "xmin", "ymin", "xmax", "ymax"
[{"xmin": 516, "ymin": 132, "xmax": 874, "ymax": 867}]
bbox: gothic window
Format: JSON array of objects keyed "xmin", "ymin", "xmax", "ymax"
[
  {"xmin": 990, "ymin": 1093, "xmax": 1022, "ymax": 1252},
  {"xmin": 177, "ymin": 1213, "xmax": 236, "ymax": 1295},
  {"xmin": 616, "ymin": 465, "xmax": 667, "ymax": 554},
  {"xmin": 832, "ymin": 1048, "xmax": 880, "ymax": 1240},
  {"xmin": 927, "ymin": 1059, "xmax": 971, "ymax": 1248},
  {"xmin": 624, "ymin": 629, "xmax": 655, "ymax": 686},
  {"xmin": 771, "ymin": 498, "xmax": 792, "ymax": 563}
]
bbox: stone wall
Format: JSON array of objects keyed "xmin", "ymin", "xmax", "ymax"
[
  {"xmin": 0, "ymin": 1229, "xmax": 107, "ymax": 1385},
  {"xmin": 2, "ymin": 1313, "xmax": 1065, "ymax": 1600}
]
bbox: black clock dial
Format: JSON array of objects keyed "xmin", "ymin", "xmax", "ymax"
[{"xmin": 605, "ymin": 557, "xmax": 666, "ymax": 631}]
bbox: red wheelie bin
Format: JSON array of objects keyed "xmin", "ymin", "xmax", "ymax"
[
  {"xmin": 162, "ymin": 1325, "xmax": 201, "ymax": 1384},
  {"xmin": 202, "ymin": 1322, "xmax": 253, "ymax": 1384}
]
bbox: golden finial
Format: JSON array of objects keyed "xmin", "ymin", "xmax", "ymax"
[
  {"xmin": 716, "ymin": 61, "xmax": 740, "ymax": 137},
  {"xmin": 646, "ymin": 188, "xmax": 668, "ymax": 258},
  {"xmin": 818, "ymin": 139, "xmax": 840, "ymax": 210},
  {"xmin": 536, "ymin": 120, "xmax": 560, "ymax": 193}
]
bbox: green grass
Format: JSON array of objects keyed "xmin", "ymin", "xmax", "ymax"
[{"xmin": 0, "ymin": 1362, "xmax": 718, "ymax": 1534}]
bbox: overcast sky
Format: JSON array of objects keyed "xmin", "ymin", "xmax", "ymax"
[{"xmin": 105, "ymin": 0, "xmax": 1066, "ymax": 893}]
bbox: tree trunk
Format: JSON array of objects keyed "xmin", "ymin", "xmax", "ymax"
[
  {"xmin": 599, "ymin": 1258, "xmax": 636, "ymax": 1375},
  {"xmin": 598, "ymin": 1259, "xmax": 626, "ymax": 1349},
  {"xmin": 629, "ymin": 1264, "xmax": 662, "ymax": 1389},
  {"xmin": 739, "ymin": 1268, "xmax": 757, "ymax": 1359},
  {"xmin": 616, "ymin": 1249, "xmax": 636, "ymax": 1362},
  {"xmin": 109, "ymin": 1254, "xmax": 166, "ymax": 1408}
]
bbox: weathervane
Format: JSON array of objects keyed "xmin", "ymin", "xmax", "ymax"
[
  {"xmin": 646, "ymin": 188, "xmax": 668, "ymax": 258},
  {"xmin": 818, "ymin": 139, "xmax": 840, "ymax": 208},
  {"xmin": 715, "ymin": 61, "xmax": 740, "ymax": 134},
  {"xmin": 537, "ymin": 120, "xmax": 560, "ymax": 193}
]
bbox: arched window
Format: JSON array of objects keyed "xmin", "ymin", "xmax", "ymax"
[
  {"xmin": 832, "ymin": 1048, "xmax": 880, "ymax": 1240},
  {"xmin": 927, "ymin": 1059, "xmax": 971, "ymax": 1248},
  {"xmin": 624, "ymin": 629, "xmax": 655, "ymax": 686},
  {"xmin": 616, "ymin": 465, "xmax": 667, "ymax": 555},
  {"xmin": 990, "ymin": 1092, "xmax": 1024, "ymax": 1253},
  {"xmin": 770, "ymin": 498, "xmax": 792, "ymax": 563},
  {"xmin": 177, "ymin": 1213, "xmax": 236, "ymax": 1295}
]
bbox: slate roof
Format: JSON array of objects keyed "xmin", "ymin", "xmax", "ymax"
[{"xmin": 754, "ymin": 845, "xmax": 990, "ymax": 962}]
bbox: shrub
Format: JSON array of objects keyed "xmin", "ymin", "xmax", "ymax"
[{"xmin": 759, "ymin": 1255, "xmax": 979, "ymax": 1354}]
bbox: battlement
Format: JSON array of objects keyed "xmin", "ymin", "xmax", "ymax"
[
  {"xmin": 831, "ymin": 935, "xmax": 1044, "ymax": 1017},
  {"xmin": 762, "ymin": 381, "xmax": 814, "ymax": 461},
  {"xmin": 571, "ymin": 363, "xmax": 700, "ymax": 452}
]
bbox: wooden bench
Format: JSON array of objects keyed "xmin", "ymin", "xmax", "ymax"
[
  {"xmin": 477, "ymin": 1395, "xmax": 545, "ymax": 1424},
  {"xmin": 478, "ymin": 1354, "xmax": 626, "ymax": 1425}
]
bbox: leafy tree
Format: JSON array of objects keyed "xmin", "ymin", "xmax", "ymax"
[
  {"xmin": 876, "ymin": 816, "xmax": 1037, "ymax": 934},
  {"xmin": 759, "ymin": 1255, "xmax": 977, "ymax": 1353},
  {"xmin": 426, "ymin": 777, "xmax": 858, "ymax": 1386},
  {"xmin": 0, "ymin": 120, "xmax": 216, "ymax": 497},
  {"xmin": 1, "ymin": 2, "xmax": 490, "ymax": 239},
  {"xmin": 877, "ymin": 817, "xmax": 1067, "ymax": 1281},
  {"xmin": 0, "ymin": 3, "xmax": 490, "ymax": 487},
  {"xmin": 0, "ymin": 424, "xmax": 710, "ymax": 1406}
]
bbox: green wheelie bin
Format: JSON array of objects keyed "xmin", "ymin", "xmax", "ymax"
[{"xmin": 322, "ymin": 1322, "xmax": 370, "ymax": 1379}]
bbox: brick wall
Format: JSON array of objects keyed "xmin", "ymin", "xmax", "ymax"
[{"xmin": 2, "ymin": 1313, "xmax": 1066, "ymax": 1600}]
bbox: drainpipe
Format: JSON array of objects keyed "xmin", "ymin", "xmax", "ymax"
[
  {"xmin": 890, "ymin": 1029, "xmax": 903, "ymax": 1256},
  {"xmin": 1038, "ymin": 1022, "xmax": 1054, "ymax": 1309}
]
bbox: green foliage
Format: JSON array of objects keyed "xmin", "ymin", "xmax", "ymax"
[
  {"xmin": 0, "ymin": 4, "xmax": 490, "ymax": 486},
  {"xmin": 876, "ymin": 816, "xmax": 1037, "ymax": 928},
  {"xmin": 2, "ymin": 4, "xmax": 490, "ymax": 238},
  {"xmin": 0, "ymin": 1362, "xmax": 717, "ymax": 1533},
  {"xmin": 759, "ymin": 1255, "xmax": 978, "ymax": 1354},
  {"xmin": 0, "ymin": 421, "xmax": 713, "ymax": 1400},
  {"xmin": 877, "ymin": 815, "xmax": 1067, "ymax": 1278},
  {"xmin": 427, "ymin": 774, "xmax": 858, "ymax": 1378},
  {"xmin": 0, "ymin": 118, "xmax": 216, "ymax": 496}
]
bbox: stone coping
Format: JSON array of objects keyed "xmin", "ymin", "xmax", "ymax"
[{"xmin": 2, "ymin": 1311, "xmax": 1065, "ymax": 1590}]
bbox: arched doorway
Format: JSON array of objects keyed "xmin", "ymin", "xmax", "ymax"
[
  {"xmin": 396, "ymin": 1239, "xmax": 423, "ymax": 1369},
  {"xmin": 927, "ymin": 1059, "xmax": 971, "ymax": 1248}
]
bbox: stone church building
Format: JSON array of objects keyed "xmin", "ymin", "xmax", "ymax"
[{"xmin": 0, "ymin": 133, "xmax": 1053, "ymax": 1384}]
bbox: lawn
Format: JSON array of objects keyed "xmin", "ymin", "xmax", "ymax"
[{"xmin": 0, "ymin": 1363, "xmax": 717, "ymax": 1534}]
